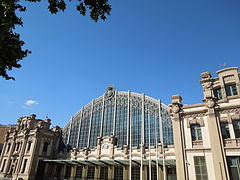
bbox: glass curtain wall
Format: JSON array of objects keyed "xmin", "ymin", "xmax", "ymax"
[{"xmin": 62, "ymin": 91, "xmax": 173, "ymax": 149}]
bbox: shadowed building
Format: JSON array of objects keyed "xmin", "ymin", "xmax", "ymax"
[
  {"xmin": 0, "ymin": 114, "xmax": 62, "ymax": 180},
  {"xmin": 0, "ymin": 125, "xmax": 17, "ymax": 155}
]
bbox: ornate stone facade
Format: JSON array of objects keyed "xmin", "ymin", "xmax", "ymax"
[
  {"xmin": 170, "ymin": 67, "xmax": 240, "ymax": 180},
  {"xmin": 0, "ymin": 115, "xmax": 62, "ymax": 180}
]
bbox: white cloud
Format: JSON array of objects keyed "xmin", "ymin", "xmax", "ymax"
[{"xmin": 25, "ymin": 100, "xmax": 39, "ymax": 106}]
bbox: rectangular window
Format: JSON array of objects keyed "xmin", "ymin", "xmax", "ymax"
[
  {"xmin": 225, "ymin": 84, "xmax": 238, "ymax": 97},
  {"xmin": 131, "ymin": 167, "xmax": 140, "ymax": 180},
  {"xmin": 87, "ymin": 166, "xmax": 95, "ymax": 179},
  {"xmin": 42, "ymin": 142, "xmax": 49, "ymax": 153},
  {"xmin": 76, "ymin": 166, "xmax": 83, "ymax": 178},
  {"xmin": 1, "ymin": 159, "xmax": 6, "ymax": 172},
  {"xmin": 213, "ymin": 88, "xmax": 223, "ymax": 100},
  {"xmin": 27, "ymin": 141, "xmax": 31, "ymax": 152},
  {"xmin": 194, "ymin": 156, "xmax": 208, "ymax": 180},
  {"xmin": 21, "ymin": 159, "xmax": 28, "ymax": 173},
  {"xmin": 191, "ymin": 124, "xmax": 202, "ymax": 141},
  {"xmin": 64, "ymin": 166, "xmax": 71, "ymax": 178},
  {"xmin": 16, "ymin": 142, "xmax": 20, "ymax": 152},
  {"xmin": 100, "ymin": 167, "xmax": 108, "ymax": 179},
  {"xmin": 233, "ymin": 120, "xmax": 240, "ymax": 138},
  {"xmin": 6, "ymin": 143, "xmax": 11, "ymax": 154},
  {"xmin": 147, "ymin": 166, "xmax": 157, "ymax": 180},
  {"xmin": 220, "ymin": 122, "xmax": 231, "ymax": 139},
  {"xmin": 227, "ymin": 156, "xmax": 240, "ymax": 180},
  {"xmin": 114, "ymin": 167, "xmax": 123, "ymax": 180}
]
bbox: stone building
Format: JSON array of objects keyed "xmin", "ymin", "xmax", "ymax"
[
  {"xmin": 0, "ymin": 114, "xmax": 62, "ymax": 180},
  {"xmin": 170, "ymin": 67, "xmax": 240, "ymax": 180},
  {"xmin": 0, "ymin": 66, "xmax": 239, "ymax": 180},
  {"xmin": 47, "ymin": 88, "xmax": 176, "ymax": 180},
  {"xmin": 0, "ymin": 125, "xmax": 17, "ymax": 155}
]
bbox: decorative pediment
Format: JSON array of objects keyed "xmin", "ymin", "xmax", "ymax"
[
  {"xmin": 187, "ymin": 117, "xmax": 204, "ymax": 128},
  {"xmin": 231, "ymin": 113, "xmax": 240, "ymax": 121}
]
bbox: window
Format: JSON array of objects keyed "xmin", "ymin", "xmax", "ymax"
[
  {"xmin": 147, "ymin": 166, "xmax": 157, "ymax": 180},
  {"xmin": 6, "ymin": 143, "xmax": 11, "ymax": 153},
  {"xmin": 87, "ymin": 167, "xmax": 95, "ymax": 179},
  {"xmin": 27, "ymin": 141, "xmax": 31, "ymax": 152},
  {"xmin": 131, "ymin": 167, "xmax": 140, "ymax": 180},
  {"xmin": 220, "ymin": 122, "xmax": 231, "ymax": 139},
  {"xmin": 21, "ymin": 159, "xmax": 27, "ymax": 173},
  {"xmin": 64, "ymin": 166, "xmax": 71, "ymax": 178},
  {"xmin": 15, "ymin": 142, "xmax": 20, "ymax": 152},
  {"xmin": 100, "ymin": 167, "xmax": 108, "ymax": 179},
  {"xmin": 76, "ymin": 166, "xmax": 83, "ymax": 178},
  {"xmin": 114, "ymin": 167, "xmax": 123, "ymax": 180},
  {"xmin": 1, "ymin": 159, "xmax": 6, "ymax": 172},
  {"xmin": 227, "ymin": 156, "xmax": 240, "ymax": 180},
  {"xmin": 191, "ymin": 124, "xmax": 202, "ymax": 141},
  {"xmin": 42, "ymin": 142, "xmax": 49, "ymax": 153},
  {"xmin": 194, "ymin": 156, "xmax": 208, "ymax": 180},
  {"xmin": 213, "ymin": 88, "xmax": 223, "ymax": 100},
  {"xmin": 225, "ymin": 84, "xmax": 238, "ymax": 97},
  {"xmin": 233, "ymin": 120, "xmax": 240, "ymax": 138}
]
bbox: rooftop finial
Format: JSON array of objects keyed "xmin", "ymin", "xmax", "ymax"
[{"xmin": 105, "ymin": 85, "xmax": 115, "ymax": 100}]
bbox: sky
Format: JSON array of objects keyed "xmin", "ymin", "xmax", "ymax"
[{"xmin": 1, "ymin": 0, "xmax": 240, "ymax": 127}]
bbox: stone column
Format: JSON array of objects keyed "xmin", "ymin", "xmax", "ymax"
[
  {"xmin": 108, "ymin": 166, "xmax": 114, "ymax": 180},
  {"xmin": 123, "ymin": 166, "xmax": 128, "ymax": 180},
  {"xmin": 82, "ymin": 166, "xmax": 88, "ymax": 179},
  {"xmin": 200, "ymin": 72, "xmax": 229, "ymax": 180},
  {"xmin": 143, "ymin": 166, "xmax": 148, "ymax": 180},
  {"xmin": 61, "ymin": 165, "xmax": 67, "ymax": 179},
  {"xmin": 95, "ymin": 166, "xmax": 100, "ymax": 179},
  {"xmin": 170, "ymin": 95, "xmax": 188, "ymax": 180},
  {"xmin": 158, "ymin": 165, "xmax": 163, "ymax": 180},
  {"xmin": 70, "ymin": 165, "xmax": 77, "ymax": 180}
]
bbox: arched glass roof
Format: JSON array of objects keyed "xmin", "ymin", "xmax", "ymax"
[{"xmin": 63, "ymin": 88, "xmax": 173, "ymax": 150}]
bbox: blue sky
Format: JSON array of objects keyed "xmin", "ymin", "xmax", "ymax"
[{"xmin": 1, "ymin": 0, "xmax": 240, "ymax": 127}]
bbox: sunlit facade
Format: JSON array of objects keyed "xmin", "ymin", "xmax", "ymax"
[{"xmin": 1, "ymin": 67, "xmax": 239, "ymax": 180}]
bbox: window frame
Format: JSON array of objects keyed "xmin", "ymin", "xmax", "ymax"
[
  {"xmin": 191, "ymin": 124, "xmax": 203, "ymax": 141},
  {"xmin": 233, "ymin": 120, "xmax": 240, "ymax": 138},
  {"xmin": 220, "ymin": 122, "xmax": 231, "ymax": 139},
  {"xmin": 194, "ymin": 156, "xmax": 209, "ymax": 180},
  {"xmin": 225, "ymin": 84, "xmax": 238, "ymax": 97}
]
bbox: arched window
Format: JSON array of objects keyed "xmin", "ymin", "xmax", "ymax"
[
  {"xmin": 191, "ymin": 124, "xmax": 202, "ymax": 141},
  {"xmin": 233, "ymin": 120, "xmax": 240, "ymax": 138}
]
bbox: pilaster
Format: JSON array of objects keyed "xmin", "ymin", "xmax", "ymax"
[
  {"xmin": 201, "ymin": 72, "xmax": 229, "ymax": 180},
  {"xmin": 170, "ymin": 95, "xmax": 187, "ymax": 180}
]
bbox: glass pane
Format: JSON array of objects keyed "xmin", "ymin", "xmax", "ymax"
[
  {"xmin": 232, "ymin": 84, "xmax": 238, "ymax": 95},
  {"xmin": 233, "ymin": 120, "xmax": 240, "ymax": 138},
  {"xmin": 213, "ymin": 88, "xmax": 222, "ymax": 100},
  {"xmin": 194, "ymin": 156, "xmax": 208, "ymax": 180},
  {"xmin": 225, "ymin": 85, "xmax": 232, "ymax": 96}
]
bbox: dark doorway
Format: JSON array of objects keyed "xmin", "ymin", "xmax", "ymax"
[{"xmin": 36, "ymin": 160, "xmax": 46, "ymax": 180}]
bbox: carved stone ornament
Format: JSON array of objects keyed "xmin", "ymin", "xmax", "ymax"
[
  {"xmin": 200, "ymin": 72, "xmax": 212, "ymax": 79},
  {"xmin": 105, "ymin": 86, "xmax": 115, "ymax": 100},
  {"xmin": 204, "ymin": 98, "xmax": 215, "ymax": 108},
  {"xmin": 231, "ymin": 113, "xmax": 240, "ymax": 121},
  {"xmin": 172, "ymin": 104, "xmax": 180, "ymax": 113},
  {"xmin": 187, "ymin": 118, "xmax": 205, "ymax": 128},
  {"xmin": 202, "ymin": 81, "xmax": 213, "ymax": 90}
]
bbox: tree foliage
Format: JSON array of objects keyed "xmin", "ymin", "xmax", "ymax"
[{"xmin": 0, "ymin": 0, "xmax": 111, "ymax": 80}]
